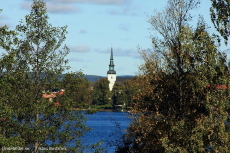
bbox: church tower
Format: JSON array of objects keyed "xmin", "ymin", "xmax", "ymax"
[{"xmin": 107, "ymin": 48, "xmax": 116, "ymax": 91}]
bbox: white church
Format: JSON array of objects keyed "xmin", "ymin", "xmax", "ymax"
[{"xmin": 107, "ymin": 48, "xmax": 116, "ymax": 91}]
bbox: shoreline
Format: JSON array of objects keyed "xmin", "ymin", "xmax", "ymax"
[{"xmin": 71, "ymin": 108, "xmax": 130, "ymax": 112}]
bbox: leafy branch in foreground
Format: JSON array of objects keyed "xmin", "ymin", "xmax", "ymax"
[
  {"xmin": 117, "ymin": 0, "xmax": 230, "ymax": 152},
  {"xmin": 210, "ymin": 0, "xmax": 230, "ymax": 44},
  {"xmin": 0, "ymin": 0, "xmax": 96, "ymax": 152}
]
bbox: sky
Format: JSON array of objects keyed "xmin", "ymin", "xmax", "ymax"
[{"xmin": 0, "ymin": 0, "xmax": 229, "ymax": 76}]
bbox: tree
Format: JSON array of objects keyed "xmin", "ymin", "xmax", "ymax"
[
  {"xmin": 123, "ymin": 77, "xmax": 140, "ymax": 107},
  {"xmin": 0, "ymin": 9, "xmax": 26, "ymax": 149},
  {"xmin": 93, "ymin": 78, "xmax": 110, "ymax": 105},
  {"xmin": 112, "ymin": 82, "xmax": 125, "ymax": 106},
  {"xmin": 0, "ymin": 1, "xmax": 90, "ymax": 152},
  {"xmin": 117, "ymin": 0, "xmax": 230, "ymax": 152},
  {"xmin": 61, "ymin": 73, "xmax": 93, "ymax": 109},
  {"xmin": 210, "ymin": 0, "xmax": 230, "ymax": 44},
  {"xmin": 0, "ymin": 11, "xmax": 17, "ymax": 51}
]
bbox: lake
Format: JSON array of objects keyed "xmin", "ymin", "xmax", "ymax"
[{"xmin": 83, "ymin": 111, "xmax": 132, "ymax": 153}]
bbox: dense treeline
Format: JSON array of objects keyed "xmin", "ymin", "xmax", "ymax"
[
  {"xmin": 91, "ymin": 77, "xmax": 139, "ymax": 109},
  {"xmin": 117, "ymin": 0, "xmax": 230, "ymax": 152}
]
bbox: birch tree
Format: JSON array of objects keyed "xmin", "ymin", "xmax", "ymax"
[{"xmin": 0, "ymin": 1, "xmax": 90, "ymax": 152}]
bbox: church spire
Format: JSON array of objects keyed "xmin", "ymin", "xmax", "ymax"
[
  {"xmin": 107, "ymin": 48, "xmax": 116, "ymax": 74},
  {"xmin": 107, "ymin": 48, "xmax": 116, "ymax": 91}
]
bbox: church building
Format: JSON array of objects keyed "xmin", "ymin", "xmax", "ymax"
[{"xmin": 107, "ymin": 48, "xmax": 116, "ymax": 91}]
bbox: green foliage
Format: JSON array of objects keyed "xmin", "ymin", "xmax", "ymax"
[
  {"xmin": 123, "ymin": 77, "xmax": 140, "ymax": 107},
  {"xmin": 117, "ymin": 0, "xmax": 230, "ymax": 152},
  {"xmin": 93, "ymin": 78, "xmax": 110, "ymax": 105},
  {"xmin": 0, "ymin": 12, "xmax": 17, "ymax": 51},
  {"xmin": 85, "ymin": 107, "xmax": 98, "ymax": 114},
  {"xmin": 93, "ymin": 104, "xmax": 113, "ymax": 110},
  {"xmin": 0, "ymin": 0, "xmax": 90, "ymax": 152},
  {"xmin": 210, "ymin": 0, "xmax": 230, "ymax": 44},
  {"xmin": 112, "ymin": 82, "xmax": 125, "ymax": 106},
  {"xmin": 60, "ymin": 72, "xmax": 93, "ymax": 109}
]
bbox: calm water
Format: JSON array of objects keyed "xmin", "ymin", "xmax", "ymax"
[{"xmin": 83, "ymin": 111, "xmax": 132, "ymax": 153}]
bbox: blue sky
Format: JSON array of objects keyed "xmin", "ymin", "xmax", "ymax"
[{"xmin": 0, "ymin": 0, "xmax": 229, "ymax": 76}]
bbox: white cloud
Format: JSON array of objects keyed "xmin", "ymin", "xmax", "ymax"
[
  {"xmin": 21, "ymin": 1, "xmax": 80, "ymax": 14},
  {"xmin": 106, "ymin": 5, "xmax": 138, "ymax": 16},
  {"xmin": 68, "ymin": 57, "xmax": 92, "ymax": 64},
  {"xmin": 0, "ymin": 21, "xmax": 13, "ymax": 28},
  {"xmin": 46, "ymin": 3, "xmax": 80, "ymax": 13},
  {"xmin": 115, "ymin": 48, "xmax": 139, "ymax": 58},
  {"xmin": 95, "ymin": 47, "xmax": 139, "ymax": 59},
  {"xmin": 21, "ymin": 0, "xmax": 134, "ymax": 14},
  {"xmin": 20, "ymin": 2, "xmax": 33, "ymax": 10},
  {"xmin": 71, "ymin": 45, "xmax": 91, "ymax": 53},
  {"xmin": 68, "ymin": 57, "xmax": 85, "ymax": 62},
  {"xmin": 47, "ymin": 0, "xmax": 132, "ymax": 5}
]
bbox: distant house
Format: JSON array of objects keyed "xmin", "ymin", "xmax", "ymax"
[{"xmin": 42, "ymin": 89, "xmax": 64, "ymax": 106}]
